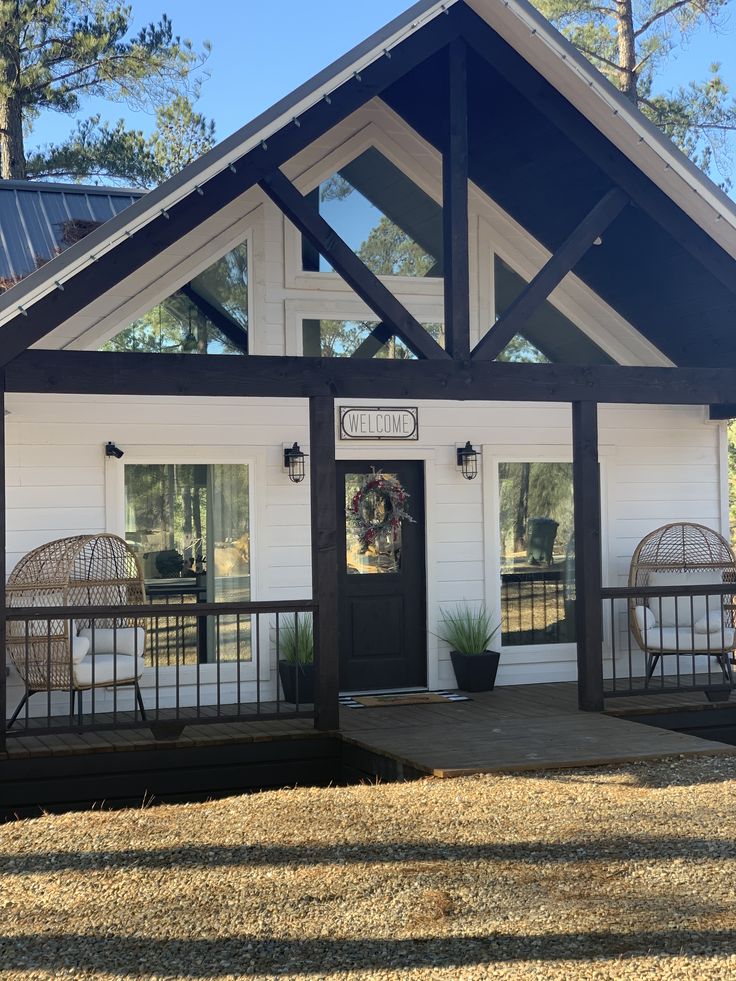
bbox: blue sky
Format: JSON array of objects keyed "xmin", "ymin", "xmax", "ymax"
[{"xmin": 30, "ymin": 0, "xmax": 736, "ymax": 179}]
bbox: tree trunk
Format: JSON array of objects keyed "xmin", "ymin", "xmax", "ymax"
[
  {"xmin": 0, "ymin": 4, "xmax": 25, "ymax": 179},
  {"xmin": 616, "ymin": 0, "xmax": 639, "ymax": 104},
  {"xmin": 514, "ymin": 463, "xmax": 531, "ymax": 552}
]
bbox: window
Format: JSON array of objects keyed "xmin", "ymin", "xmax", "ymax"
[
  {"xmin": 103, "ymin": 243, "xmax": 249, "ymax": 355},
  {"xmin": 302, "ymin": 318, "xmax": 444, "ymax": 358},
  {"xmin": 499, "ymin": 462, "xmax": 575, "ymax": 647},
  {"xmin": 124, "ymin": 463, "xmax": 251, "ymax": 662},
  {"xmin": 493, "ymin": 257, "xmax": 614, "ymax": 365},
  {"xmin": 301, "ymin": 147, "xmax": 443, "ymax": 278},
  {"xmin": 345, "ymin": 472, "xmax": 402, "ymax": 575}
]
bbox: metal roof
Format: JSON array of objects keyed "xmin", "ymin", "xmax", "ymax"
[{"xmin": 0, "ymin": 180, "xmax": 141, "ymax": 282}]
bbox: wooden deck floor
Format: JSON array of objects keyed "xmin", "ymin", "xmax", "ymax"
[
  {"xmin": 3, "ymin": 682, "xmax": 735, "ymax": 777},
  {"xmin": 338, "ymin": 682, "xmax": 736, "ymax": 776}
]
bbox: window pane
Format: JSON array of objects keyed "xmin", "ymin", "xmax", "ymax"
[
  {"xmin": 302, "ymin": 319, "xmax": 444, "ymax": 358},
  {"xmin": 124, "ymin": 463, "xmax": 251, "ymax": 663},
  {"xmin": 499, "ymin": 462, "xmax": 576, "ymax": 646},
  {"xmin": 103, "ymin": 243, "xmax": 248, "ymax": 355},
  {"xmin": 211, "ymin": 464, "xmax": 251, "ymax": 662},
  {"xmin": 493, "ymin": 256, "xmax": 614, "ymax": 365},
  {"xmin": 345, "ymin": 473, "xmax": 402, "ymax": 575},
  {"xmin": 302, "ymin": 147, "xmax": 443, "ymax": 278}
]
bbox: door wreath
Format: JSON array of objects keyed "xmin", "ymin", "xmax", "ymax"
[{"xmin": 347, "ymin": 470, "xmax": 415, "ymax": 553}]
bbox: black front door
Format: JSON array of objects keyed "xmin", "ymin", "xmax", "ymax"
[{"xmin": 337, "ymin": 460, "xmax": 426, "ymax": 692}]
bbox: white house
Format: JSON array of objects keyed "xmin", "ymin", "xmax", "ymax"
[{"xmin": 1, "ymin": 0, "xmax": 736, "ymax": 737}]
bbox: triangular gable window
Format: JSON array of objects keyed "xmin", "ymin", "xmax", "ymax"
[
  {"xmin": 493, "ymin": 257, "xmax": 614, "ymax": 365},
  {"xmin": 302, "ymin": 147, "xmax": 443, "ymax": 278},
  {"xmin": 102, "ymin": 243, "xmax": 248, "ymax": 355}
]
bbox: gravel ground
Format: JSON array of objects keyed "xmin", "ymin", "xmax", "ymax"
[{"xmin": 2, "ymin": 755, "xmax": 736, "ymax": 980}]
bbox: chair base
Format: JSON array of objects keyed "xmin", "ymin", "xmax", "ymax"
[
  {"xmin": 645, "ymin": 652, "xmax": 734, "ymax": 690},
  {"xmin": 6, "ymin": 681, "xmax": 146, "ymax": 731}
]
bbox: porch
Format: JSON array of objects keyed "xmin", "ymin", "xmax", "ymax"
[{"xmin": 3, "ymin": 679, "xmax": 734, "ymax": 818}]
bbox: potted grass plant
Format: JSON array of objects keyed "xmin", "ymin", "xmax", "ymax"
[
  {"xmin": 277, "ymin": 613, "xmax": 314, "ymax": 704},
  {"xmin": 437, "ymin": 604, "xmax": 501, "ymax": 692}
]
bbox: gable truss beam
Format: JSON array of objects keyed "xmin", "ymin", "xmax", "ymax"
[
  {"xmin": 260, "ymin": 169, "xmax": 448, "ymax": 360},
  {"xmin": 472, "ymin": 187, "xmax": 630, "ymax": 361},
  {"xmin": 0, "ymin": 9, "xmax": 463, "ymax": 367},
  {"xmin": 458, "ymin": 7, "xmax": 736, "ymax": 298},
  {"xmin": 351, "ymin": 322, "xmax": 393, "ymax": 358},
  {"xmin": 11, "ymin": 349, "xmax": 736, "ymax": 406},
  {"xmin": 179, "ymin": 284, "xmax": 249, "ymax": 354},
  {"xmin": 443, "ymin": 37, "xmax": 471, "ymax": 360}
]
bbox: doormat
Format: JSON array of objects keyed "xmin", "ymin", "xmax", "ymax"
[{"xmin": 339, "ymin": 691, "xmax": 471, "ymax": 709}]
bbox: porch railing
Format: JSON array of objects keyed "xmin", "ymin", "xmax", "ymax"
[
  {"xmin": 4, "ymin": 599, "xmax": 316, "ymax": 738},
  {"xmin": 601, "ymin": 582, "xmax": 735, "ymax": 698}
]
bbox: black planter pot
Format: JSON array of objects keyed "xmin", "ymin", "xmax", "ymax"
[
  {"xmin": 450, "ymin": 650, "xmax": 501, "ymax": 692},
  {"xmin": 278, "ymin": 660, "xmax": 315, "ymax": 704}
]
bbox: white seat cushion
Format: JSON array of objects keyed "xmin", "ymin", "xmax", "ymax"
[
  {"xmin": 73, "ymin": 653, "xmax": 144, "ymax": 687},
  {"xmin": 78, "ymin": 626, "xmax": 145, "ymax": 657},
  {"xmin": 642, "ymin": 626, "xmax": 736, "ymax": 653},
  {"xmin": 647, "ymin": 570, "xmax": 725, "ymax": 627},
  {"xmin": 71, "ymin": 633, "xmax": 91, "ymax": 665}
]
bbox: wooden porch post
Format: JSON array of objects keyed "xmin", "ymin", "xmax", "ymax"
[
  {"xmin": 572, "ymin": 400, "xmax": 604, "ymax": 711},
  {"xmin": 309, "ymin": 396, "xmax": 340, "ymax": 731},
  {"xmin": 0, "ymin": 374, "xmax": 6, "ymax": 749},
  {"xmin": 443, "ymin": 37, "xmax": 471, "ymax": 360}
]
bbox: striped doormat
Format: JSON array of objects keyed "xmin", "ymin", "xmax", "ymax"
[{"xmin": 339, "ymin": 690, "xmax": 470, "ymax": 709}]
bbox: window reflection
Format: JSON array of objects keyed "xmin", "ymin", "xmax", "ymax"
[
  {"xmin": 345, "ymin": 473, "xmax": 402, "ymax": 575},
  {"xmin": 499, "ymin": 462, "xmax": 576, "ymax": 646},
  {"xmin": 302, "ymin": 147, "xmax": 443, "ymax": 278}
]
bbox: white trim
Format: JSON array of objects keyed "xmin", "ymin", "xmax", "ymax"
[
  {"xmin": 105, "ymin": 445, "xmax": 265, "ymax": 685},
  {"xmin": 282, "ymin": 98, "xmax": 671, "ymax": 366},
  {"xmin": 717, "ymin": 420, "xmax": 730, "ymax": 541},
  {"xmin": 477, "ymin": 214, "xmax": 673, "ymax": 368},
  {"xmin": 283, "ymin": 111, "xmax": 445, "ymax": 297},
  {"xmin": 482, "ymin": 438, "xmax": 612, "ymax": 677}
]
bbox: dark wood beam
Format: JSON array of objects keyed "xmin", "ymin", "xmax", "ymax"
[
  {"xmin": 309, "ymin": 396, "xmax": 340, "ymax": 731},
  {"xmin": 572, "ymin": 400, "xmax": 604, "ymax": 711},
  {"xmin": 12, "ymin": 350, "xmax": 736, "ymax": 405},
  {"xmin": 350, "ymin": 322, "xmax": 393, "ymax": 358},
  {"xmin": 0, "ymin": 374, "xmax": 6, "ymax": 751},
  {"xmin": 459, "ymin": 7, "xmax": 736, "ymax": 299},
  {"xmin": 709, "ymin": 405, "xmax": 736, "ymax": 420},
  {"xmin": 259, "ymin": 169, "xmax": 448, "ymax": 361},
  {"xmin": 179, "ymin": 285, "xmax": 248, "ymax": 354},
  {"xmin": 472, "ymin": 188, "xmax": 629, "ymax": 361},
  {"xmin": 443, "ymin": 38, "xmax": 470, "ymax": 360},
  {"xmin": 0, "ymin": 10, "xmax": 462, "ymax": 367}
]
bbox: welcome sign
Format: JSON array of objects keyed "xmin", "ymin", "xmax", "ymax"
[{"xmin": 339, "ymin": 406, "xmax": 419, "ymax": 441}]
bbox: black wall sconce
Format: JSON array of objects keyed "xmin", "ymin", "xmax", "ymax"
[
  {"xmin": 457, "ymin": 441, "xmax": 479, "ymax": 480},
  {"xmin": 105, "ymin": 441, "xmax": 124, "ymax": 459},
  {"xmin": 284, "ymin": 442, "xmax": 307, "ymax": 483}
]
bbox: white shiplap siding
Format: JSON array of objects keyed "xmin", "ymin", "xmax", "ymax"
[{"xmin": 4, "ymin": 395, "xmax": 723, "ymax": 699}]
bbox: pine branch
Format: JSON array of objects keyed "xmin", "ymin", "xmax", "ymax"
[{"xmin": 634, "ymin": 0, "xmax": 700, "ymax": 37}]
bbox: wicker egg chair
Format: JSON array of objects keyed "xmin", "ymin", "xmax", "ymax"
[
  {"xmin": 628, "ymin": 522, "xmax": 736, "ymax": 685},
  {"xmin": 6, "ymin": 534, "xmax": 147, "ymax": 728}
]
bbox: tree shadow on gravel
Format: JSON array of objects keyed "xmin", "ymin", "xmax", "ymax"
[
  {"xmin": 1, "ymin": 929, "xmax": 735, "ymax": 976},
  {"xmin": 516, "ymin": 756, "xmax": 736, "ymax": 789},
  {"xmin": 3, "ymin": 834, "xmax": 735, "ymax": 875}
]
